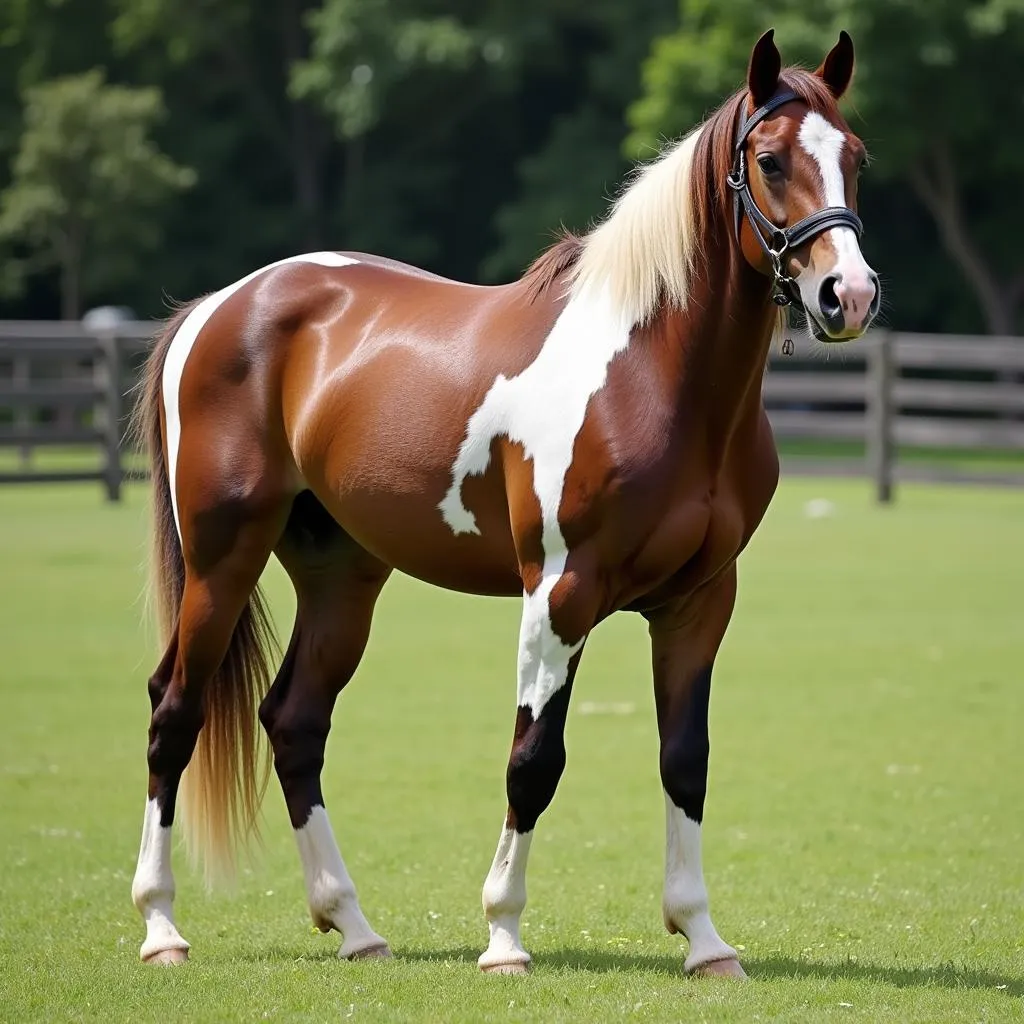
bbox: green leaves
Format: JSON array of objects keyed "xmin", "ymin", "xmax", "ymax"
[
  {"xmin": 290, "ymin": 0, "xmax": 481, "ymax": 140},
  {"xmin": 626, "ymin": 1, "xmax": 842, "ymax": 157},
  {"xmin": 0, "ymin": 69, "xmax": 194, "ymax": 316}
]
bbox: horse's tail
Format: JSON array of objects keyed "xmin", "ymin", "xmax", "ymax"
[{"xmin": 129, "ymin": 302, "xmax": 275, "ymax": 887}]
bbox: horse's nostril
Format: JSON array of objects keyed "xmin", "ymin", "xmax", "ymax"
[
  {"xmin": 818, "ymin": 275, "xmax": 840, "ymax": 313},
  {"xmin": 868, "ymin": 273, "xmax": 881, "ymax": 317},
  {"xmin": 817, "ymin": 275, "xmax": 844, "ymax": 332}
]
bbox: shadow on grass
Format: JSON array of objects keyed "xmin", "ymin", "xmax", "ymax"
[
  {"xmin": 393, "ymin": 945, "xmax": 1022, "ymax": 995},
  {"xmin": 747, "ymin": 954, "xmax": 1021, "ymax": 997}
]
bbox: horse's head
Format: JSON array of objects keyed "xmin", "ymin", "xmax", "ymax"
[{"xmin": 733, "ymin": 29, "xmax": 880, "ymax": 341}]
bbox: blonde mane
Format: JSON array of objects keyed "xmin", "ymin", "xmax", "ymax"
[
  {"xmin": 524, "ymin": 68, "xmax": 839, "ymax": 340},
  {"xmin": 566, "ymin": 127, "xmax": 704, "ymax": 326}
]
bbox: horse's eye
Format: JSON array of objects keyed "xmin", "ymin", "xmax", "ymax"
[{"xmin": 757, "ymin": 153, "xmax": 782, "ymax": 176}]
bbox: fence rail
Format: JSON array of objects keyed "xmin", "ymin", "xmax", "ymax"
[
  {"xmin": 1, "ymin": 322, "xmax": 1022, "ymax": 502},
  {"xmin": 0, "ymin": 321, "xmax": 154, "ymax": 499}
]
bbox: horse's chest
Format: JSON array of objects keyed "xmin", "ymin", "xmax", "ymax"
[
  {"xmin": 695, "ymin": 497, "xmax": 749, "ymax": 576},
  {"xmin": 624, "ymin": 485, "xmax": 753, "ymax": 608}
]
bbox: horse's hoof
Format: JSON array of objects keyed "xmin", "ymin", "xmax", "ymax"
[
  {"xmin": 344, "ymin": 943, "xmax": 392, "ymax": 961},
  {"xmin": 691, "ymin": 957, "xmax": 747, "ymax": 979},
  {"xmin": 142, "ymin": 947, "xmax": 189, "ymax": 966},
  {"xmin": 481, "ymin": 961, "xmax": 529, "ymax": 975}
]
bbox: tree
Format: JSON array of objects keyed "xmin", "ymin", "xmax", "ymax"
[
  {"xmin": 0, "ymin": 0, "xmax": 679, "ymax": 316},
  {"xmin": 0, "ymin": 69, "xmax": 195, "ymax": 318},
  {"xmin": 289, "ymin": 0, "xmax": 488, "ymax": 235},
  {"xmin": 481, "ymin": 0, "xmax": 677, "ymax": 282},
  {"xmin": 627, "ymin": 0, "xmax": 1024, "ymax": 335},
  {"xmin": 112, "ymin": 0, "xmax": 339, "ymax": 254}
]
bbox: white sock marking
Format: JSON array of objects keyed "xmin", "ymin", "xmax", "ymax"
[
  {"xmin": 479, "ymin": 825, "xmax": 533, "ymax": 969},
  {"xmin": 131, "ymin": 798, "xmax": 189, "ymax": 960},
  {"xmin": 294, "ymin": 805, "xmax": 387, "ymax": 957},
  {"xmin": 161, "ymin": 251, "xmax": 359, "ymax": 538},
  {"xmin": 797, "ymin": 112, "xmax": 874, "ymax": 294},
  {"xmin": 662, "ymin": 792, "xmax": 737, "ymax": 971}
]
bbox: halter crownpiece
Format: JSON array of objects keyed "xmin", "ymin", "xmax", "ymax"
[{"xmin": 727, "ymin": 89, "xmax": 864, "ymax": 311}]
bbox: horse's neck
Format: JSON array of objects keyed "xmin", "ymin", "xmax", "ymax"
[{"xmin": 656, "ymin": 246, "xmax": 777, "ymax": 456}]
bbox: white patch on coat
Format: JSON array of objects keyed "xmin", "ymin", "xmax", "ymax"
[
  {"xmin": 479, "ymin": 825, "xmax": 533, "ymax": 970},
  {"xmin": 796, "ymin": 113, "xmax": 873, "ymax": 289},
  {"xmin": 440, "ymin": 287, "xmax": 630, "ymax": 542},
  {"xmin": 439, "ymin": 287, "xmax": 629, "ymax": 716},
  {"xmin": 662, "ymin": 792, "xmax": 738, "ymax": 972},
  {"xmin": 294, "ymin": 805, "xmax": 388, "ymax": 958},
  {"xmin": 131, "ymin": 798, "xmax": 190, "ymax": 960},
  {"xmin": 516, "ymin": 563, "xmax": 584, "ymax": 718},
  {"xmin": 162, "ymin": 252, "xmax": 359, "ymax": 538}
]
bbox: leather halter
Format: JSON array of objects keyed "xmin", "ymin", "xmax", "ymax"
[{"xmin": 726, "ymin": 90, "xmax": 864, "ymax": 310}]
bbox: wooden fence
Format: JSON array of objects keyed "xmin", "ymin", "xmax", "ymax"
[
  {"xmin": 1, "ymin": 322, "xmax": 1022, "ymax": 502},
  {"xmin": 0, "ymin": 321, "xmax": 154, "ymax": 500},
  {"xmin": 763, "ymin": 330, "xmax": 1024, "ymax": 499}
]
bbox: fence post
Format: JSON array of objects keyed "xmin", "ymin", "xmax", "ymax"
[
  {"xmin": 94, "ymin": 332, "xmax": 123, "ymax": 501},
  {"xmin": 867, "ymin": 329, "xmax": 894, "ymax": 503},
  {"xmin": 14, "ymin": 353, "xmax": 31, "ymax": 469}
]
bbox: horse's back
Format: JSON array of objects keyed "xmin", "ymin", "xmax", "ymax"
[{"xmin": 167, "ymin": 250, "xmax": 562, "ymax": 593}]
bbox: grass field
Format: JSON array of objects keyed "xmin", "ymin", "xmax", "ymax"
[{"xmin": 1, "ymin": 479, "xmax": 1022, "ymax": 1022}]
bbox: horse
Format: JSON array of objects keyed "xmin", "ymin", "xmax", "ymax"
[{"xmin": 128, "ymin": 28, "xmax": 879, "ymax": 979}]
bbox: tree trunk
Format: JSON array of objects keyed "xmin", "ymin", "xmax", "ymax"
[
  {"xmin": 343, "ymin": 135, "xmax": 365, "ymax": 238},
  {"xmin": 57, "ymin": 223, "xmax": 83, "ymax": 432},
  {"xmin": 59, "ymin": 224, "xmax": 82, "ymax": 321},
  {"xmin": 282, "ymin": 0, "xmax": 324, "ymax": 248},
  {"xmin": 909, "ymin": 143, "xmax": 1018, "ymax": 336}
]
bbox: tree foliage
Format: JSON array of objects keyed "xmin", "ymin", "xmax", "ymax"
[
  {"xmin": 0, "ymin": 0, "xmax": 1018, "ymax": 334},
  {"xmin": 0, "ymin": 69, "xmax": 194, "ymax": 318},
  {"xmin": 290, "ymin": 0, "xmax": 481, "ymax": 140}
]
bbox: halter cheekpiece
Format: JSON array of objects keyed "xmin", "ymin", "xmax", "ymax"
[{"xmin": 726, "ymin": 89, "xmax": 864, "ymax": 311}]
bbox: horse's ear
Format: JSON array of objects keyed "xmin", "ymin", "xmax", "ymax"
[
  {"xmin": 816, "ymin": 30, "xmax": 855, "ymax": 99},
  {"xmin": 747, "ymin": 28, "xmax": 782, "ymax": 108}
]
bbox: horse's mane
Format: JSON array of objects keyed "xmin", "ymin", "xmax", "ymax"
[
  {"xmin": 521, "ymin": 231, "xmax": 585, "ymax": 304},
  {"xmin": 521, "ymin": 68, "xmax": 842, "ymax": 327}
]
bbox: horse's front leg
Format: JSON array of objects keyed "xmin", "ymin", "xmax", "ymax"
[
  {"xmin": 644, "ymin": 567, "xmax": 746, "ymax": 979},
  {"xmin": 478, "ymin": 557, "xmax": 597, "ymax": 974}
]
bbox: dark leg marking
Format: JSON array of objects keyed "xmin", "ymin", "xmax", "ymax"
[
  {"xmin": 658, "ymin": 664, "xmax": 713, "ymax": 825},
  {"xmin": 505, "ymin": 681, "xmax": 574, "ymax": 834}
]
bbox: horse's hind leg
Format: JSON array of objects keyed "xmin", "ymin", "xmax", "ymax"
[
  {"xmin": 259, "ymin": 492, "xmax": 392, "ymax": 959},
  {"xmin": 131, "ymin": 488, "xmax": 289, "ymax": 964}
]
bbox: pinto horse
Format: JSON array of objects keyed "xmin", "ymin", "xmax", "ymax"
[{"xmin": 129, "ymin": 29, "xmax": 879, "ymax": 978}]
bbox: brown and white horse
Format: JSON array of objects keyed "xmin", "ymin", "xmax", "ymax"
[{"xmin": 129, "ymin": 29, "xmax": 879, "ymax": 978}]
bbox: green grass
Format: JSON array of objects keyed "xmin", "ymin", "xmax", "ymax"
[
  {"xmin": 1, "ymin": 480, "xmax": 1022, "ymax": 1022},
  {"xmin": 776, "ymin": 438, "xmax": 1024, "ymax": 475}
]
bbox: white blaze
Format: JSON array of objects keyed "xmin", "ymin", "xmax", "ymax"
[{"xmin": 796, "ymin": 112, "xmax": 874, "ymax": 295}]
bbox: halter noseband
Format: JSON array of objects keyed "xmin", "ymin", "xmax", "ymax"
[{"xmin": 726, "ymin": 90, "xmax": 864, "ymax": 310}]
